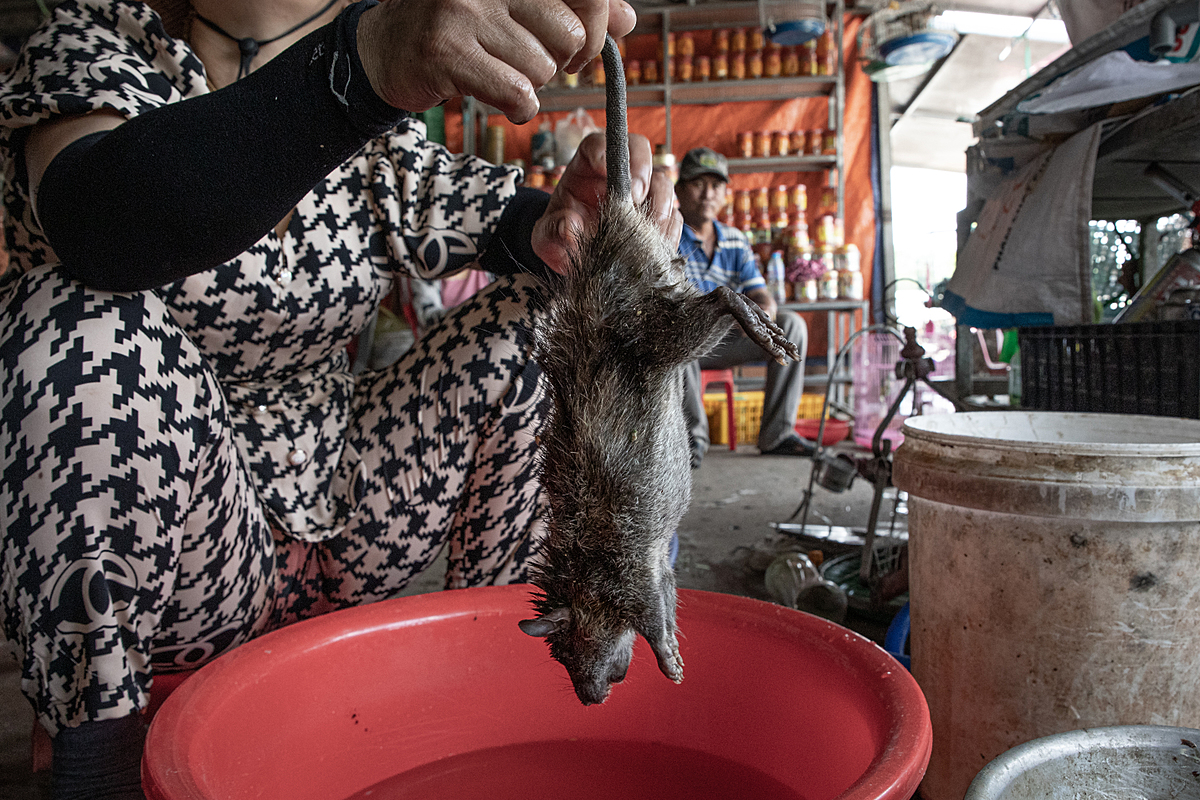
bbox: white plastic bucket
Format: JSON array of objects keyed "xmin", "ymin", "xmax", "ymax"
[{"xmin": 893, "ymin": 411, "xmax": 1200, "ymax": 800}]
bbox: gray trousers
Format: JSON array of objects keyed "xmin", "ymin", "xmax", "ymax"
[{"xmin": 683, "ymin": 309, "xmax": 808, "ymax": 458}]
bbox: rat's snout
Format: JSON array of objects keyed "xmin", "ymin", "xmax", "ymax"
[
  {"xmin": 569, "ymin": 628, "xmax": 636, "ymax": 706},
  {"xmin": 573, "ymin": 677, "xmax": 614, "ymax": 706}
]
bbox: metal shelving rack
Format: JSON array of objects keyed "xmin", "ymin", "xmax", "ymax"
[{"xmin": 465, "ymin": 0, "xmax": 847, "ymax": 212}]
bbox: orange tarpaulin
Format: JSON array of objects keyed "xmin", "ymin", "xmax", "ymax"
[{"xmin": 444, "ymin": 15, "xmax": 875, "ymax": 357}]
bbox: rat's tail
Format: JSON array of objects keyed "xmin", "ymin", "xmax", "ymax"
[{"xmin": 601, "ymin": 34, "xmax": 630, "ymax": 203}]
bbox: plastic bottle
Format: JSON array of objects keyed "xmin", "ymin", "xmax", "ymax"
[
  {"xmin": 764, "ymin": 552, "xmax": 848, "ymax": 623},
  {"xmin": 767, "ymin": 251, "xmax": 788, "ymax": 305}
]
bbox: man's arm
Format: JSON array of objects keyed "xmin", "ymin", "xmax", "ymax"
[
  {"xmin": 728, "ymin": 230, "xmax": 774, "ymax": 321},
  {"xmin": 745, "ymin": 285, "xmax": 777, "ymax": 321}
]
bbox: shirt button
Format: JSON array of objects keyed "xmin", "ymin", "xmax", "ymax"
[
  {"xmin": 287, "ymin": 449, "xmax": 307, "ymax": 467},
  {"xmin": 256, "ymin": 404, "xmax": 268, "ymax": 413},
  {"xmin": 277, "ymin": 269, "xmax": 293, "ymax": 285}
]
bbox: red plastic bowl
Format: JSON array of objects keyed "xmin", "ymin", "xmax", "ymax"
[
  {"xmin": 143, "ymin": 585, "xmax": 930, "ymax": 800},
  {"xmin": 797, "ymin": 417, "xmax": 852, "ymax": 446}
]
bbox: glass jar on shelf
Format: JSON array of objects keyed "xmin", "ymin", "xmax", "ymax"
[
  {"xmin": 771, "ymin": 184, "xmax": 789, "ymax": 215},
  {"xmin": 713, "ymin": 52, "xmax": 729, "ymax": 79},
  {"xmin": 789, "ymin": 183, "xmax": 807, "ymax": 215},
  {"xmin": 678, "ymin": 31, "xmax": 694, "ymax": 58},
  {"xmin": 815, "ymin": 214, "xmax": 837, "ymax": 247},
  {"xmin": 755, "ymin": 130, "xmax": 772, "ymax": 158},
  {"xmin": 730, "ymin": 51, "xmax": 746, "ymax": 80},
  {"xmin": 715, "ymin": 28, "xmax": 730, "ymax": 54},
  {"xmin": 678, "ymin": 55, "xmax": 693, "ymax": 82},
  {"xmin": 737, "ymin": 132, "xmax": 754, "ymax": 159},
  {"xmin": 785, "ymin": 221, "xmax": 810, "ymax": 263},
  {"xmin": 807, "ymin": 129, "xmax": 824, "ymax": 156},
  {"xmin": 765, "ymin": 43, "xmax": 782, "ymax": 77},
  {"xmin": 753, "ymin": 186, "xmax": 770, "ymax": 214},
  {"xmin": 731, "ymin": 27, "xmax": 747, "ymax": 53},
  {"xmin": 789, "ymin": 130, "xmax": 806, "ymax": 155},
  {"xmin": 821, "ymin": 129, "xmax": 837, "ymax": 155},
  {"xmin": 801, "ymin": 39, "xmax": 818, "ymax": 75},
  {"xmin": 838, "ymin": 267, "xmax": 863, "ymax": 300},
  {"xmin": 734, "ymin": 188, "xmax": 752, "ymax": 216},
  {"xmin": 817, "ymin": 175, "xmax": 838, "ymax": 217},
  {"xmin": 816, "ymin": 244, "xmax": 836, "ymax": 271},
  {"xmin": 659, "ymin": 31, "xmax": 675, "ymax": 62},
  {"xmin": 818, "ymin": 267, "xmax": 840, "ymax": 300},
  {"xmin": 772, "ymin": 131, "xmax": 790, "ymax": 157},
  {"xmin": 783, "ymin": 46, "xmax": 800, "ymax": 77},
  {"xmin": 839, "ymin": 243, "xmax": 860, "ymax": 274},
  {"xmin": 748, "ymin": 49, "xmax": 763, "ymax": 79},
  {"xmin": 817, "ymin": 29, "xmax": 835, "ymax": 75},
  {"xmin": 625, "ymin": 59, "xmax": 641, "ymax": 85}
]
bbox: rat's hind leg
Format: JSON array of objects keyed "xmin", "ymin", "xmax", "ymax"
[{"xmin": 637, "ymin": 569, "xmax": 684, "ymax": 683}]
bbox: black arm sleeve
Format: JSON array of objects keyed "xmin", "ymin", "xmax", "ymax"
[
  {"xmin": 35, "ymin": 0, "xmax": 405, "ymax": 292},
  {"xmin": 479, "ymin": 186, "xmax": 552, "ymax": 279}
]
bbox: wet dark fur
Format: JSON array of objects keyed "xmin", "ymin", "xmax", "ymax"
[
  {"xmin": 525, "ymin": 196, "xmax": 722, "ymax": 704},
  {"xmin": 519, "ymin": 36, "xmax": 800, "ymax": 706},
  {"xmin": 523, "ymin": 196, "xmax": 799, "ymax": 705}
]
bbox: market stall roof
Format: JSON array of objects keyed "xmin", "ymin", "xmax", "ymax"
[
  {"xmin": 963, "ymin": 0, "xmax": 1200, "ymax": 220},
  {"xmin": 882, "ymin": 0, "xmax": 1073, "ymax": 172}
]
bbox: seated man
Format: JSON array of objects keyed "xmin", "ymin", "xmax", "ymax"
[{"xmin": 675, "ymin": 147, "xmax": 812, "ymax": 467}]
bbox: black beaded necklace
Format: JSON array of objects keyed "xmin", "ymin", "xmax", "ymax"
[{"xmin": 193, "ymin": 0, "xmax": 340, "ymax": 80}]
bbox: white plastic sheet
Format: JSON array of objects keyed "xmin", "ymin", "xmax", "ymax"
[{"xmin": 1017, "ymin": 50, "xmax": 1200, "ymax": 113}]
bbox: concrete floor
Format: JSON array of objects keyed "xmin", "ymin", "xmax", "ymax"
[{"xmin": 0, "ymin": 441, "xmax": 900, "ymax": 797}]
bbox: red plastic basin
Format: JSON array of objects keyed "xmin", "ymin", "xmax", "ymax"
[
  {"xmin": 796, "ymin": 417, "xmax": 852, "ymax": 446},
  {"xmin": 143, "ymin": 585, "xmax": 930, "ymax": 800}
]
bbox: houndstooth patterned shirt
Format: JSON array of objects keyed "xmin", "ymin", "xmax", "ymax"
[{"xmin": 0, "ymin": 0, "xmax": 524, "ymax": 542}]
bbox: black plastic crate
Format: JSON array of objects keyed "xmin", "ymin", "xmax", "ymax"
[{"xmin": 1019, "ymin": 321, "xmax": 1200, "ymax": 419}]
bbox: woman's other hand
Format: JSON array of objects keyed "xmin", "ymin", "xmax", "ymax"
[
  {"xmin": 531, "ymin": 132, "xmax": 682, "ymax": 275},
  {"xmin": 357, "ymin": 0, "xmax": 635, "ymax": 124}
]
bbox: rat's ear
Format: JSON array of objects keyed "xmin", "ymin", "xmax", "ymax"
[{"xmin": 518, "ymin": 607, "xmax": 571, "ymax": 637}]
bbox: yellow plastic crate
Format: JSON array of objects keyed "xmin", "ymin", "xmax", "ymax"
[
  {"xmin": 703, "ymin": 391, "xmax": 763, "ymax": 446},
  {"xmin": 797, "ymin": 393, "xmax": 832, "ymax": 420},
  {"xmin": 703, "ymin": 392, "xmax": 832, "ymax": 446}
]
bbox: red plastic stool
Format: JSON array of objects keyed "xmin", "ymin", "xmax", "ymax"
[{"xmin": 700, "ymin": 368, "xmax": 737, "ymax": 450}]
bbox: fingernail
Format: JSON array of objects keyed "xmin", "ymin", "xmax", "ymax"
[{"xmin": 557, "ymin": 218, "xmax": 577, "ymax": 243}]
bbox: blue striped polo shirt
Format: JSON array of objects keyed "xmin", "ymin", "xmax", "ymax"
[{"xmin": 679, "ymin": 221, "xmax": 766, "ymax": 295}]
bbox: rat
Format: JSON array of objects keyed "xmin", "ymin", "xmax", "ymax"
[{"xmin": 519, "ymin": 34, "xmax": 802, "ymax": 706}]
